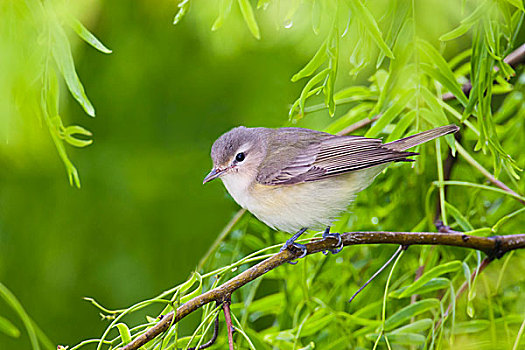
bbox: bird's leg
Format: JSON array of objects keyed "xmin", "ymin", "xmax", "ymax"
[
  {"xmin": 322, "ymin": 226, "xmax": 343, "ymax": 255},
  {"xmin": 280, "ymin": 228, "xmax": 308, "ymax": 264}
]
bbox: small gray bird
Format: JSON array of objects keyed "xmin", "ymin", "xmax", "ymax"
[{"xmin": 203, "ymin": 124, "xmax": 458, "ymax": 258}]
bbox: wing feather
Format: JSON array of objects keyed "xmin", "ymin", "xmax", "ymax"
[{"xmin": 258, "ymin": 134, "xmax": 417, "ymax": 185}]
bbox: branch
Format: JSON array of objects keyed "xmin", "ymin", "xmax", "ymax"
[
  {"xmin": 119, "ymin": 231, "xmax": 525, "ymax": 350},
  {"xmin": 442, "ymin": 43, "xmax": 525, "ymax": 101}
]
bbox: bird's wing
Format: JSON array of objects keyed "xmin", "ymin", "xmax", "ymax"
[{"xmin": 257, "ymin": 135, "xmax": 418, "ymax": 185}]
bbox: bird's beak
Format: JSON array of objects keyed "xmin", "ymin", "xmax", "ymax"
[{"xmin": 203, "ymin": 168, "xmax": 225, "ymax": 184}]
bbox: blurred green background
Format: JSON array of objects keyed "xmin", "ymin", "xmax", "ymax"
[{"xmin": 1, "ymin": 0, "xmax": 525, "ymax": 349}]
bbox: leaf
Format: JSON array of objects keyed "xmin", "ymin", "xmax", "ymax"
[
  {"xmin": 298, "ymin": 68, "xmax": 331, "ymax": 114},
  {"xmin": 64, "ymin": 125, "xmax": 93, "ymax": 148},
  {"xmin": 390, "ymin": 318, "xmax": 433, "ymax": 334},
  {"xmin": 51, "ymin": 22, "xmax": 95, "ymax": 117},
  {"xmin": 115, "ymin": 323, "xmax": 132, "ymax": 345},
  {"xmin": 0, "ymin": 316, "xmax": 20, "ymax": 338},
  {"xmin": 238, "ymin": 0, "xmax": 261, "ymax": 39},
  {"xmin": 384, "ymin": 299, "xmax": 440, "ymax": 331},
  {"xmin": 439, "ymin": 5, "xmax": 485, "ymax": 41},
  {"xmin": 385, "ymin": 110, "xmax": 416, "ymax": 142},
  {"xmin": 345, "ymin": 0, "xmax": 395, "ymax": 59},
  {"xmin": 418, "ymin": 40, "xmax": 468, "ymax": 106},
  {"xmin": 292, "ymin": 39, "xmax": 328, "ymax": 82},
  {"xmin": 390, "ymin": 277, "xmax": 450, "ymax": 298},
  {"xmin": 445, "ymin": 202, "xmax": 474, "ymax": 231},
  {"xmin": 393, "ymin": 261, "xmax": 461, "ymax": 298},
  {"xmin": 366, "ymin": 332, "xmax": 426, "ymax": 345},
  {"xmin": 492, "ymin": 207, "xmax": 525, "ymax": 233},
  {"xmin": 212, "ymin": 0, "xmax": 234, "ymax": 31},
  {"xmin": 69, "ymin": 18, "xmax": 112, "ymax": 54},
  {"xmin": 173, "ymin": 0, "xmax": 191, "ymax": 25},
  {"xmin": 452, "ymin": 320, "xmax": 490, "ymax": 334},
  {"xmin": 365, "ymin": 89, "xmax": 414, "ymax": 137}
]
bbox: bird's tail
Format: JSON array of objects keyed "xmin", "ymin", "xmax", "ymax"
[{"xmin": 384, "ymin": 124, "xmax": 459, "ymax": 151}]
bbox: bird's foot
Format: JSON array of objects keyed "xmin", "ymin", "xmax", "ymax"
[
  {"xmin": 280, "ymin": 228, "xmax": 308, "ymax": 264},
  {"xmin": 322, "ymin": 227, "xmax": 343, "ymax": 255}
]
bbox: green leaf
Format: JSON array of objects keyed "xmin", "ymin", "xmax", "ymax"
[
  {"xmin": 115, "ymin": 323, "xmax": 132, "ymax": 345},
  {"xmin": 384, "ymin": 299, "xmax": 440, "ymax": 331},
  {"xmin": 394, "ymin": 261, "xmax": 461, "ymax": 298},
  {"xmin": 69, "ymin": 18, "xmax": 112, "ymax": 54},
  {"xmin": 238, "ymin": 0, "xmax": 261, "ymax": 39},
  {"xmin": 51, "ymin": 23, "xmax": 95, "ymax": 117},
  {"xmin": 418, "ymin": 40, "xmax": 468, "ymax": 106},
  {"xmin": 366, "ymin": 332, "xmax": 426, "ymax": 345},
  {"xmin": 439, "ymin": 5, "xmax": 485, "ymax": 41},
  {"xmin": 391, "ymin": 277, "xmax": 450, "ymax": 298},
  {"xmin": 64, "ymin": 125, "xmax": 93, "ymax": 148},
  {"xmin": 445, "ymin": 202, "xmax": 474, "ymax": 231},
  {"xmin": 503, "ymin": 0, "xmax": 525, "ymax": 14},
  {"xmin": 492, "ymin": 207, "xmax": 525, "ymax": 233},
  {"xmin": 0, "ymin": 316, "xmax": 20, "ymax": 338},
  {"xmin": 365, "ymin": 89, "xmax": 414, "ymax": 137},
  {"xmin": 298, "ymin": 68, "xmax": 331, "ymax": 115},
  {"xmin": 386, "ymin": 110, "xmax": 416, "ymax": 142},
  {"xmin": 212, "ymin": 0, "xmax": 234, "ymax": 31},
  {"xmin": 452, "ymin": 320, "xmax": 490, "ymax": 334},
  {"xmin": 292, "ymin": 40, "xmax": 327, "ymax": 82},
  {"xmin": 173, "ymin": 0, "xmax": 191, "ymax": 25},
  {"xmin": 345, "ymin": 0, "xmax": 395, "ymax": 59},
  {"xmin": 390, "ymin": 318, "xmax": 433, "ymax": 334}
]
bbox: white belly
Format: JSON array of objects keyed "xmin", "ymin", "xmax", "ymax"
[{"xmin": 221, "ymin": 166, "xmax": 385, "ymax": 233}]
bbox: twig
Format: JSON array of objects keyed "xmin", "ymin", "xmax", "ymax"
[
  {"xmin": 455, "ymin": 142, "xmax": 525, "ymax": 205},
  {"xmin": 336, "ymin": 115, "xmax": 380, "ymax": 136},
  {"xmin": 348, "ymin": 245, "xmax": 406, "ymax": 303},
  {"xmin": 187, "ymin": 307, "xmax": 220, "ymax": 350},
  {"xmin": 222, "ymin": 298, "xmax": 234, "ymax": 350},
  {"xmin": 119, "ymin": 231, "xmax": 525, "ymax": 350},
  {"xmin": 442, "ymin": 43, "xmax": 525, "ymax": 101}
]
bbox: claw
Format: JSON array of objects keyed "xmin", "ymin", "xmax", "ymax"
[{"xmin": 322, "ymin": 227, "xmax": 343, "ymax": 255}]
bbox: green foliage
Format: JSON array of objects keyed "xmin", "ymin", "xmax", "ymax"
[
  {"xmin": 3, "ymin": 0, "xmax": 525, "ymax": 349},
  {"xmin": 0, "ymin": 0, "xmax": 110, "ymax": 187}
]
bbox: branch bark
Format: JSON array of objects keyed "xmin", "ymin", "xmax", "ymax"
[{"xmin": 119, "ymin": 231, "xmax": 525, "ymax": 350}]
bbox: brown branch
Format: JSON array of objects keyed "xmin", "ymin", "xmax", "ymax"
[
  {"xmin": 119, "ymin": 231, "xmax": 525, "ymax": 350},
  {"xmin": 336, "ymin": 114, "xmax": 380, "ymax": 136},
  {"xmin": 442, "ymin": 43, "xmax": 525, "ymax": 101},
  {"xmin": 222, "ymin": 298, "xmax": 234, "ymax": 350}
]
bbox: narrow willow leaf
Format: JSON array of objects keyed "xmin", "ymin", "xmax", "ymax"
[
  {"xmin": 115, "ymin": 323, "xmax": 132, "ymax": 345},
  {"xmin": 386, "ymin": 110, "xmax": 416, "ymax": 142},
  {"xmin": 238, "ymin": 0, "xmax": 261, "ymax": 39},
  {"xmin": 389, "ymin": 319, "xmax": 433, "ymax": 334},
  {"xmin": 439, "ymin": 4, "xmax": 485, "ymax": 41},
  {"xmin": 384, "ymin": 299, "xmax": 440, "ymax": 331},
  {"xmin": 312, "ymin": 0, "xmax": 321, "ymax": 34},
  {"xmin": 173, "ymin": 0, "xmax": 191, "ymax": 25},
  {"xmin": 69, "ymin": 18, "xmax": 112, "ymax": 54},
  {"xmin": 418, "ymin": 40, "xmax": 468, "ymax": 106},
  {"xmin": 492, "ymin": 207, "xmax": 525, "ymax": 233},
  {"xmin": 212, "ymin": 0, "xmax": 234, "ymax": 31},
  {"xmin": 51, "ymin": 23, "xmax": 95, "ymax": 117},
  {"xmin": 395, "ymin": 261, "xmax": 461, "ymax": 298},
  {"xmin": 345, "ymin": 0, "xmax": 395, "ymax": 59},
  {"xmin": 0, "ymin": 316, "xmax": 20, "ymax": 338},
  {"xmin": 180, "ymin": 272, "xmax": 203, "ymax": 303},
  {"xmin": 366, "ymin": 332, "xmax": 426, "ymax": 345},
  {"xmin": 64, "ymin": 125, "xmax": 94, "ymax": 148},
  {"xmin": 325, "ymin": 28, "xmax": 339, "ymax": 116},
  {"xmin": 291, "ymin": 39, "xmax": 327, "ymax": 82},
  {"xmin": 445, "ymin": 202, "xmax": 474, "ymax": 231},
  {"xmin": 391, "ymin": 278, "xmax": 450, "ymax": 298},
  {"xmin": 452, "ymin": 320, "xmax": 490, "ymax": 334},
  {"xmin": 365, "ymin": 89, "xmax": 414, "ymax": 137},
  {"xmin": 299, "ymin": 68, "xmax": 330, "ymax": 114}
]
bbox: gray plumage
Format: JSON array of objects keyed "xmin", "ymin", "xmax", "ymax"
[{"xmin": 205, "ymin": 124, "xmax": 459, "ymax": 233}]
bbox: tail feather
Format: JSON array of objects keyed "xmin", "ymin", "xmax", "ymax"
[{"xmin": 384, "ymin": 124, "xmax": 459, "ymax": 151}]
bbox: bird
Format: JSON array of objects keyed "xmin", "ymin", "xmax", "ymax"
[{"xmin": 203, "ymin": 124, "xmax": 459, "ymax": 259}]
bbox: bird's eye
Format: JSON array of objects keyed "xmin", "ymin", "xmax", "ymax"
[{"xmin": 235, "ymin": 152, "xmax": 245, "ymax": 162}]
